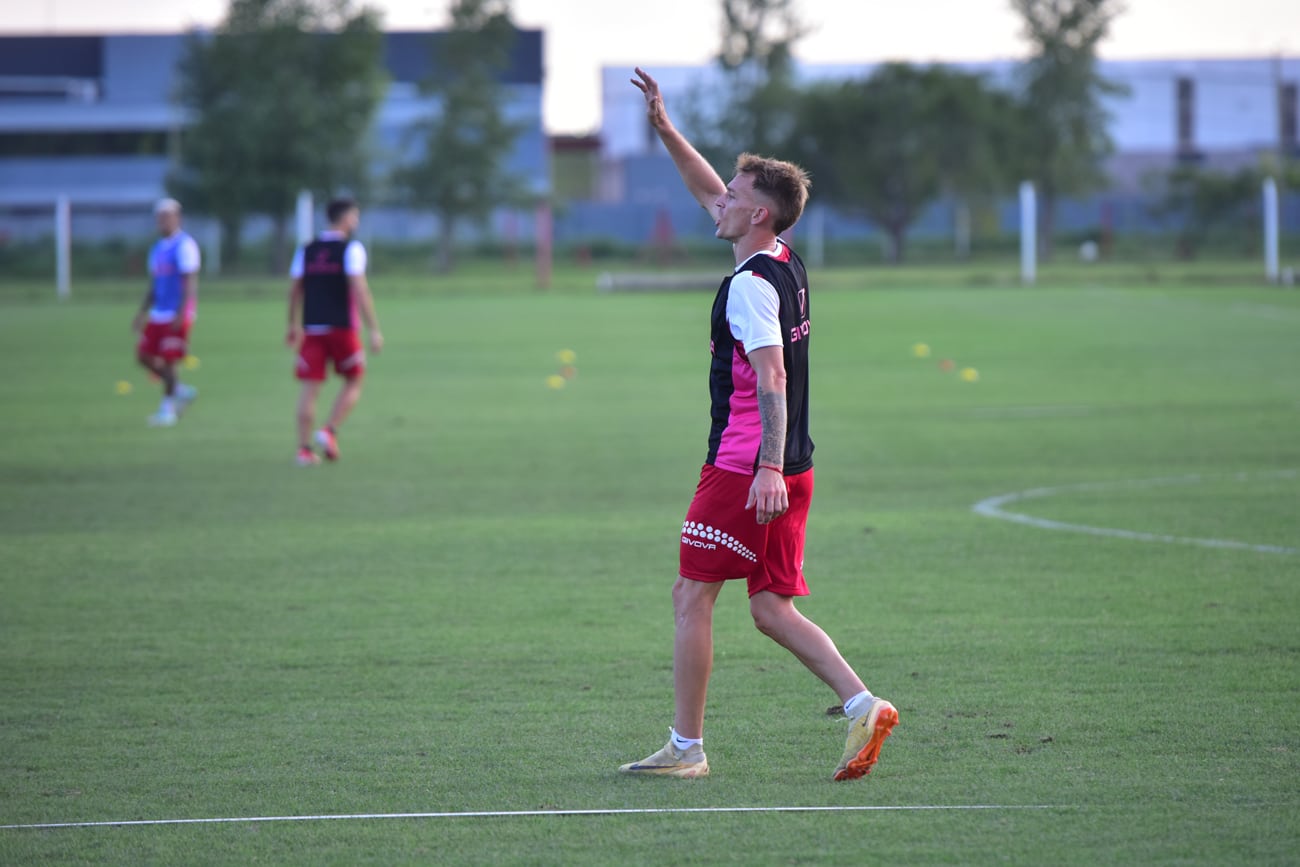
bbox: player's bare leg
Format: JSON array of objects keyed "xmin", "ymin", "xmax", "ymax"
[
  {"xmin": 749, "ymin": 591, "xmax": 898, "ymax": 780},
  {"xmin": 151, "ymin": 359, "xmax": 196, "ymax": 414},
  {"xmin": 325, "ymin": 377, "xmax": 363, "ymax": 432},
  {"xmin": 138, "ymin": 353, "xmax": 175, "ymax": 396},
  {"xmin": 160, "ymin": 361, "xmax": 179, "ymax": 398},
  {"xmin": 619, "ymin": 576, "xmax": 721, "ymax": 777},
  {"xmin": 749, "ymin": 591, "xmax": 865, "ymax": 698},
  {"xmin": 296, "ymin": 382, "xmax": 323, "ymax": 465},
  {"xmin": 314, "ymin": 377, "xmax": 362, "ymax": 461},
  {"xmin": 140, "ymin": 354, "xmax": 181, "ymax": 426},
  {"xmin": 672, "ymin": 576, "xmax": 724, "ymax": 739}
]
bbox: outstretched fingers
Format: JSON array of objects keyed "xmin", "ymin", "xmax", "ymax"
[
  {"xmin": 631, "ymin": 66, "xmax": 658, "ymax": 95},
  {"xmin": 631, "ymin": 67, "xmax": 669, "ymax": 125}
]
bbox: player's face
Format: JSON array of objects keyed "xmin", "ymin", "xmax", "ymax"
[
  {"xmin": 155, "ymin": 210, "xmax": 180, "ymax": 236},
  {"xmin": 714, "ymin": 173, "xmax": 767, "ymax": 242},
  {"xmin": 340, "ymin": 207, "xmax": 360, "ymax": 235}
]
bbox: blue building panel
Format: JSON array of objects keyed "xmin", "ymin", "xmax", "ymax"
[
  {"xmin": 383, "ymin": 29, "xmax": 542, "ymax": 86},
  {"xmin": 0, "ymin": 36, "xmax": 101, "ymax": 77},
  {"xmin": 102, "ymin": 35, "xmax": 188, "ymax": 104}
]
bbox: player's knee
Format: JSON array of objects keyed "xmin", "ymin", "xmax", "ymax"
[
  {"xmin": 671, "ymin": 577, "xmax": 712, "ymax": 621},
  {"xmin": 671, "ymin": 579, "xmax": 691, "ymax": 614},
  {"xmin": 748, "ymin": 596, "xmax": 789, "ymax": 638},
  {"xmin": 750, "ymin": 607, "xmax": 778, "ymax": 637}
]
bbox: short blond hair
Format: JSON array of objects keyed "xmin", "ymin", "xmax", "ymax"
[{"xmin": 735, "ymin": 153, "xmax": 810, "ymax": 234}]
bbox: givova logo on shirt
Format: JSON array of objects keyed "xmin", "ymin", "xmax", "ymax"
[{"xmin": 791, "ymin": 287, "xmax": 811, "ymax": 343}]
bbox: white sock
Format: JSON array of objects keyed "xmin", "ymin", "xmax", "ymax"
[
  {"xmin": 670, "ymin": 727, "xmax": 702, "ymax": 751},
  {"xmin": 843, "ymin": 690, "xmax": 875, "ymax": 719}
]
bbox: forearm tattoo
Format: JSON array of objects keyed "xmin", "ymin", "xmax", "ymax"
[{"xmin": 756, "ymin": 384, "xmax": 788, "ymax": 468}]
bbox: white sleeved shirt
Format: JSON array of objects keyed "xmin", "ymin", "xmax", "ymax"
[
  {"xmin": 289, "ymin": 232, "xmax": 367, "ymax": 278},
  {"xmin": 726, "ymin": 269, "xmax": 783, "ymax": 353}
]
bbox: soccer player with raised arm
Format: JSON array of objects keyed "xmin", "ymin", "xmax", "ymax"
[
  {"xmin": 286, "ymin": 197, "xmax": 383, "ymax": 466},
  {"xmin": 132, "ymin": 198, "xmax": 200, "ymax": 427},
  {"xmin": 619, "ymin": 68, "xmax": 898, "ymax": 781}
]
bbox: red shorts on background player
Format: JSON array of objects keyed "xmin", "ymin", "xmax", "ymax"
[
  {"xmin": 296, "ymin": 328, "xmax": 365, "ymax": 383},
  {"xmin": 286, "ymin": 197, "xmax": 383, "ymax": 466},
  {"xmin": 136, "ymin": 320, "xmax": 191, "ymax": 363}
]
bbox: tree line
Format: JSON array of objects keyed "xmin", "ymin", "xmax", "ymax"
[
  {"xmin": 170, "ymin": 0, "xmax": 520, "ymax": 272},
  {"xmin": 692, "ymin": 0, "xmax": 1123, "ymax": 262},
  {"xmin": 693, "ymin": 0, "xmax": 1294, "ymax": 262},
  {"xmin": 171, "ymin": 0, "xmax": 1291, "ymax": 272}
]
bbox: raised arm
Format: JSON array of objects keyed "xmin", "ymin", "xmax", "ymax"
[{"xmin": 631, "ymin": 67, "xmax": 727, "ymax": 215}]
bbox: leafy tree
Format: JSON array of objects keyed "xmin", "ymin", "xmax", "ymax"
[
  {"xmin": 788, "ymin": 64, "xmax": 1017, "ymax": 263},
  {"xmin": 1152, "ymin": 164, "xmax": 1262, "ymax": 258},
  {"xmin": 172, "ymin": 0, "xmax": 386, "ymax": 269},
  {"xmin": 1011, "ymin": 0, "xmax": 1126, "ymax": 258},
  {"xmin": 395, "ymin": 0, "xmax": 527, "ymax": 273},
  {"xmin": 926, "ymin": 69, "xmax": 1026, "ymax": 258},
  {"xmin": 681, "ymin": 0, "xmax": 807, "ymax": 166}
]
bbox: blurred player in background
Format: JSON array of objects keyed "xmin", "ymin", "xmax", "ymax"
[
  {"xmin": 132, "ymin": 198, "xmax": 200, "ymax": 427},
  {"xmin": 286, "ymin": 196, "xmax": 383, "ymax": 466},
  {"xmin": 619, "ymin": 68, "xmax": 897, "ymax": 782}
]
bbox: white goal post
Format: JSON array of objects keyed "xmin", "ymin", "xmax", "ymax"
[
  {"xmin": 1262, "ymin": 176, "xmax": 1279, "ymax": 285},
  {"xmin": 1019, "ymin": 181, "xmax": 1036, "ymax": 286}
]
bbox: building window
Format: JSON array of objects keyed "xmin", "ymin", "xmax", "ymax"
[
  {"xmin": 0, "ymin": 76, "xmax": 99, "ymax": 103},
  {"xmin": 1281, "ymin": 82, "xmax": 1298, "ymax": 157},
  {"xmin": 1175, "ymin": 77, "xmax": 1200, "ymax": 162},
  {"xmin": 0, "ymin": 131, "xmax": 169, "ymax": 157}
]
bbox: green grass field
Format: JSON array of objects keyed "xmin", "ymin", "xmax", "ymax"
[{"xmin": 1, "ymin": 267, "xmax": 1298, "ymax": 865}]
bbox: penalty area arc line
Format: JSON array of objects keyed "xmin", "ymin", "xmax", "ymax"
[
  {"xmin": 972, "ymin": 471, "xmax": 1298, "ymax": 555},
  {"xmin": 0, "ymin": 804, "xmax": 1068, "ymax": 831}
]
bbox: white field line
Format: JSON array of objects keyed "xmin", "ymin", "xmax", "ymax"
[
  {"xmin": 972, "ymin": 471, "xmax": 1298, "ymax": 555},
  {"xmin": 0, "ymin": 804, "xmax": 1067, "ymax": 831}
]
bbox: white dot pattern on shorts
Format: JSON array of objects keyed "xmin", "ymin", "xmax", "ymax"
[{"xmin": 681, "ymin": 520, "xmax": 757, "ymax": 562}]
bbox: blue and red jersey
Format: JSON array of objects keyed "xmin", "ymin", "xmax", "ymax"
[{"xmin": 147, "ymin": 231, "xmax": 200, "ymax": 323}]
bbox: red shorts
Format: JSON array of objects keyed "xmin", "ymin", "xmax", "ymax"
[
  {"xmin": 679, "ymin": 464, "xmax": 814, "ymax": 597},
  {"xmin": 296, "ymin": 329, "xmax": 365, "ymax": 382},
  {"xmin": 137, "ymin": 320, "xmax": 190, "ymax": 362}
]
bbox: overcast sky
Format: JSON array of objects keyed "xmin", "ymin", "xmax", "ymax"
[{"xmin": 6, "ymin": 0, "xmax": 1298, "ymax": 133}]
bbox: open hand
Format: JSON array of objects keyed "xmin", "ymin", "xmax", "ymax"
[{"xmin": 631, "ymin": 67, "xmax": 670, "ymax": 130}]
